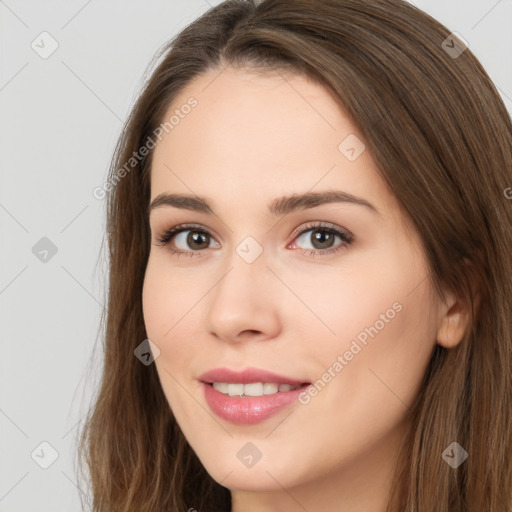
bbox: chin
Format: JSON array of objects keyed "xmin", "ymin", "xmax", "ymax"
[
  {"xmin": 209, "ymin": 465, "xmax": 293, "ymax": 492},
  {"xmin": 195, "ymin": 447, "xmax": 309, "ymax": 493}
]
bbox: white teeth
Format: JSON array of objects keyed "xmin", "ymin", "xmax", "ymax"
[
  {"xmin": 263, "ymin": 383, "xmax": 279, "ymax": 395},
  {"xmin": 212, "ymin": 382, "xmax": 299, "ymax": 397},
  {"xmin": 227, "ymin": 383, "xmax": 244, "ymax": 397},
  {"xmin": 243, "ymin": 382, "xmax": 264, "ymax": 396},
  {"xmin": 212, "ymin": 382, "xmax": 228, "ymax": 394}
]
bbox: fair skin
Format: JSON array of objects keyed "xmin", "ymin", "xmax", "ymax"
[{"xmin": 142, "ymin": 65, "xmax": 469, "ymax": 512}]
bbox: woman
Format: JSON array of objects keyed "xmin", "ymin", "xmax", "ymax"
[{"xmin": 78, "ymin": 0, "xmax": 512, "ymax": 510}]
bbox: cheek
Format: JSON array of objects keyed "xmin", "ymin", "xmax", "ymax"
[
  {"xmin": 289, "ymin": 257, "xmax": 429, "ymax": 361},
  {"xmin": 142, "ymin": 258, "xmax": 199, "ymax": 412},
  {"xmin": 312, "ymin": 267, "xmax": 438, "ymax": 428},
  {"xmin": 367, "ymin": 280, "xmax": 439, "ymax": 396},
  {"xmin": 301, "ymin": 241, "xmax": 438, "ymax": 403},
  {"xmin": 142, "ymin": 253, "xmax": 223, "ymax": 389},
  {"xmin": 142, "ymin": 254, "xmax": 189, "ymax": 341},
  {"xmin": 142, "ymin": 256, "xmax": 194, "ymax": 377}
]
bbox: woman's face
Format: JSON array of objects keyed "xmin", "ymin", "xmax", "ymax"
[{"xmin": 142, "ymin": 66, "xmax": 445, "ymax": 502}]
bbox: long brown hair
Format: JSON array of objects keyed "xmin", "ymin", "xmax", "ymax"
[{"xmin": 77, "ymin": 0, "xmax": 512, "ymax": 510}]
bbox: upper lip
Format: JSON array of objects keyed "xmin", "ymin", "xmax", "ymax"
[{"xmin": 199, "ymin": 367, "xmax": 309, "ymax": 386}]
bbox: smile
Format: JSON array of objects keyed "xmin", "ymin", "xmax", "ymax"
[{"xmin": 199, "ymin": 367, "xmax": 312, "ymax": 425}]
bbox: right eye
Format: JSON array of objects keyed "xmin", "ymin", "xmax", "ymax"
[{"xmin": 155, "ymin": 224, "xmax": 220, "ymax": 257}]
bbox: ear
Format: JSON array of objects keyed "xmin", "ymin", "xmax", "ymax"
[
  {"xmin": 436, "ymin": 290, "xmax": 471, "ymax": 348},
  {"xmin": 436, "ymin": 267, "xmax": 481, "ymax": 349}
]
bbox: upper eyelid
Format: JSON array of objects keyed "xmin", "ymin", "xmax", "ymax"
[{"xmin": 292, "ymin": 221, "xmax": 352, "ymax": 239}]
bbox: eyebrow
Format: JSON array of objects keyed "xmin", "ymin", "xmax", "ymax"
[{"xmin": 148, "ymin": 190, "xmax": 380, "ymax": 217}]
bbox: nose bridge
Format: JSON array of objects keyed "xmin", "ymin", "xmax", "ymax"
[
  {"xmin": 212, "ymin": 240, "xmax": 268, "ymax": 313},
  {"xmin": 205, "ymin": 238, "xmax": 280, "ymax": 341}
]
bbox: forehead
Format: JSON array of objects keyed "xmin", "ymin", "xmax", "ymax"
[{"xmin": 149, "ymin": 66, "xmax": 402, "ymax": 224}]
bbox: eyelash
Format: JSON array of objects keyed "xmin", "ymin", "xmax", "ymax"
[{"xmin": 154, "ymin": 221, "xmax": 354, "ymax": 259}]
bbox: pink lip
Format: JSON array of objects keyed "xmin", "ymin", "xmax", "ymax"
[{"xmin": 199, "ymin": 367, "xmax": 310, "ymax": 425}]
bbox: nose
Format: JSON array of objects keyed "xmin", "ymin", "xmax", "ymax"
[{"xmin": 204, "ymin": 248, "xmax": 282, "ymax": 345}]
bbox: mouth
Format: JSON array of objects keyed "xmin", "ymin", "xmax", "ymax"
[{"xmin": 199, "ymin": 367, "xmax": 312, "ymax": 424}]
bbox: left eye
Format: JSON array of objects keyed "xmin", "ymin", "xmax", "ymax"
[{"xmin": 291, "ymin": 226, "xmax": 352, "ymax": 252}]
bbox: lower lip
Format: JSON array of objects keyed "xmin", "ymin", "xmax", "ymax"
[{"xmin": 202, "ymin": 382, "xmax": 310, "ymax": 425}]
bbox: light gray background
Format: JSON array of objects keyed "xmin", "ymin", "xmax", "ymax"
[{"xmin": 1, "ymin": 1, "xmax": 511, "ymax": 510}]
